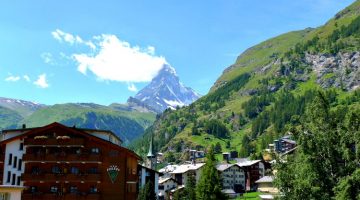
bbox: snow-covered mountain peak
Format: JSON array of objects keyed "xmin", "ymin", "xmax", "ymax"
[{"xmin": 129, "ymin": 64, "xmax": 201, "ymax": 112}]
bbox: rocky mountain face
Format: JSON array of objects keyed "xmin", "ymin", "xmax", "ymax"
[
  {"xmin": 130, "ymin": 0, "xmax": 360, "ymax": 160},
  {"xmin": 131, "ymin": 64, "xmax": 201, "ymax": 113},
  {"xmin": 305, "ymin": 52, "xmax": 360, "ymax": 90}
]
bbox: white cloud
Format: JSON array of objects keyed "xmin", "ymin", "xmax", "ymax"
[
  {"xmin": 72, "ymin": 34, "xmax": 166, "ymax": 83},
  {"xmin": 41, "ymin": 52, "xmax": 55, "ymax": 65},
  {"xmin": 5, "ymin": 75, "xmax": 20, "ymax": 82},
  {"xmin": 23, "ymin": 75, "xmax": 30, "ymax": 82},
  {"xmin": 52, "ymin": 29, "xmax": 96, "ymax": 50},
  {"xmin": 33, "ymin": 74, "xmax": 49, "ymax": 88},
  {"xmin": 127, "ymin": 82, "xmax": 138, "ymax": 92},
  {"xmin": 52, "ymin": 29, "xmax": 76, "ymax": 44}
]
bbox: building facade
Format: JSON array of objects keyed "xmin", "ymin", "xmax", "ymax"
[
  {"xmin": 158, "ymin": 177, "xmax": 178, "ymax": 200},
  {"xmin": 216, "ymin": 164, "xmax": 246, "ymax": 193},
  {"xmin": 138, "ymin": 164, "xmax": 160, "ymax": 198},
  {"xmin": 236, "ymin": 160, "xmax": 265, "ymax": 191},
  {"xmin": 0, "ymin": 122, "xmax": 140, "ymax": 200},
  {"xmin": 169, "ymin": 163, "xmax": 205, "ymax": 186}
]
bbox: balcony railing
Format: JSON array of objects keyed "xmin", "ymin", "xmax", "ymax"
[
  {"xmin": 22, "ymin": 173, "xmax": 102, "ymax": 182},
  {"xmin": 23, "ymin": 153, "xmax": 102, "ymax": 163},
  {"xmin": 24, "ymin": 138, "xmax": 85, "ymax": 146},
  {"xmin": 23, "ymin": 193, "xmax": 100, "ymax": 200}
]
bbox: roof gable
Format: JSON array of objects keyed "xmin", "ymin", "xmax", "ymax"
[{"xmin": 0, "ymin": 122, "xmax": 140, "ymax": 159}]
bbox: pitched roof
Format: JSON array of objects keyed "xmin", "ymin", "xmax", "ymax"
[
  {"xmin": 159, "ymin": 165, "xmax": 178, "ymax": 173},
  {"xmin": 255, "ymin": 176, "xmax": 274, "ymax": 183},
  {"xmin": 1, "ymin": 122, "xmax": 122, "ymax": 143},
  {"xmin": 159, "ymin": 177, "xmax": 177, "ymax": 184},
  {"xmin": 138, "ymin": 164, "xmax": 162, "ymax": 175},
  {"xmin": 168, "ymin": 163, "xmax": 205, "ymax": 174},
  {"xmin": 236, "ymin": 159, "xmax": 261, "ymax": 167},
  {"xmin": 216, "ymin": 163, "xmax": 240, "ymax": 171},
  {"xmin": 281, "ymin": 138, "xmax": 296, "ymax": 144},
  {"xmin": 0, "ymin": 122, "xmax": 140, "ymax": 159}
]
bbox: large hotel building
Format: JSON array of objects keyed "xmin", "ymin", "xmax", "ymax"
[{"xmin": 0, "ymin": 122, "xmax": 140, "ymax": 200}]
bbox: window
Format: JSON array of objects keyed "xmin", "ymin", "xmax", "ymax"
[
  {"xmin": 70, "ymin": 167, "xmax": 79, "ymax": 174},
  {"xmin": 17, "ymin": 176, "xmax": 21, "ymax": 186},
  {"xmin": 6, "ymin": 171, "xmax": 11, "ymax": 183},
  {"xmin": 91, "ymin": 148, "xmax": 100, "ymax": 154},
  {"xmin": 70, "ymin": 186, "xmax": 78, "ymax": 193},
  {"xmin": 11, "ymin": 174, "xmax": 16, "ymax": 185},
  {"xmin": 52, "ymin": 166, "xmax": 61, "ymax": 174},
  {"xmin": 8, "ymin": 154, "xmax": 12, "ymax": 165},
  {"xmin": 88, "ymin": 167, "xmax": 98, "ymax": 174},
  {"xmin": 13, "ymin": 156, "xmax": 17, "ymax": 168},
  {"xmin": 30, "ymin": 186, "xmax": 37, "ymax": 193},
  {"xmin": 19, "ymin": 143, "xmax": 24, "ymax": 151},
  {"xmin": 18, "ymin": 159, "xmax": 22, "ymax": 171},
  {"xmin": 89, "ymin": 186, "xmax": 97, "ymax": 193},
  {"xmin": 50, "ymin": 186, "xmax": 58, "ymax": 193},
  {"xmin": 32, "ymin": 166, "xmax": 40, "ymax": 174}
]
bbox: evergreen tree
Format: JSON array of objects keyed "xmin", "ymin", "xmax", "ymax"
[
  {"xmin": 275, "ymin": 92, "xmax": 360, "ymax": 200},
  {"xmin": 214, "ymin": 142, "xmax": 222, "ymax": 154},
  {"xmin": 184, "ymin": 173, "xmax": 197, "ymax": 200},
  {"xmin": 173, "ymin": 189, "xmax": 182, "ymax": 200},
  {"xmin": 137, "ymin": 181, "xmax": 156, "ymax": 200},
  {"xmin": 196, "ymin": 146, "xmax": 228, "ymax": 200}
]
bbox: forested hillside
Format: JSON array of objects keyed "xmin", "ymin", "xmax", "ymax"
[
  {"xmin": 131, "ymin": 0, "xmax": 360, "ymax": 162},
  {"xmin": 0, "ymin": 101, "xmax": 156, "ymax": 144},
  {"xmin": 22, "ymin": 103, "xmax": 155, "ymax": 143}
]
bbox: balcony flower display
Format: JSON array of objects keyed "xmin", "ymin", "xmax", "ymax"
[{"xmin": 56, "ymin": 136, "xmax": 70, "ymax": 140}]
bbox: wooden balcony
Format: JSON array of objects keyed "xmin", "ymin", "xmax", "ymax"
[
  {"xmin": 22, "ymin": 153, "xmax": 102, "ymax": 163},
  {"xmin": 23, "ymin": 193, "xmax": 100, "ymax": 200},
  {"xmin": 22, "ymin": 173, "xmax": 102, "ymax": 182},
  {"xmin": 24, "ymin": 138, "xmax": 85, "ymax": 147}
]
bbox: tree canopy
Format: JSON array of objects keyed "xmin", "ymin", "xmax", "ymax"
[{"xmin": 275, "ymin": 91, "xmax": 360, "ymax": 200}]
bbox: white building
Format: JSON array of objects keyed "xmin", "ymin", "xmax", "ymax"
[
  {"xmin": 216, "ymin": 163, "xmax": 246, "ymax": 193},
  {"xmin": 158, "ymin": 177, "xmax": 178, "ymax": 200},
  {"xmin": 159, "ymin": 163, "xmax": 205, "ymax": 186}
]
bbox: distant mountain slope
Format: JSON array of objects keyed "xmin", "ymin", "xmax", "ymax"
[
  {"xmin": 131, "ymin": 65, "xmax": 201, "ymax": 112},
  {"xmin": 0, "ymin": 97, "xmax": 46, "ymax": 117},
  {"xmin": 22, "ymin": 103, "xmax": 156, "ymax": 144},
  {"xmin": 0, "ymin": 106, "xmax": 23, "ymax": 130},
  {"xmin": 111, "ymin": 97, "xmax": 158, "ymax": 114},
  {"xmin": 131, "ymin": 0, "xmax": 360, "ymax": 161}
]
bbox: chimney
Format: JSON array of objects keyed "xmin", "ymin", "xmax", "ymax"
[{"xmin": 22, "ymin": 124, "xmax": 26, "ymax": 129}]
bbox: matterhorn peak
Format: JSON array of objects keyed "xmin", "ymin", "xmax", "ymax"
[{"xmin": 129, "ymin": 65, "xmax": 201, "ymax": 113}]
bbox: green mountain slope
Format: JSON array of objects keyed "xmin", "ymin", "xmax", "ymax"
[
  {"xmin": 0, "ymin": 106, "xmax": 23, "ymax": 130},
  {"xmin": 21, "ymin": 103, "xmax": 155, "ymax": 144},
  {"xmin": 131, "ymin": 0, "xmax": 360, "ymax": 161}
]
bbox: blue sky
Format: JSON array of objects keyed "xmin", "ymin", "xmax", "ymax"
[{"xmin": 0, "ymin": 0, "xmax": 355, "ymax": 105}]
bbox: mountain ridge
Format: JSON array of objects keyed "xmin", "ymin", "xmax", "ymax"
[
  {"xmin": 130, "ymin": 0, "xmax": 360, "ymax": 161},
  {"xmin": 131, "ymin": 64, "xmax": 201, "ymax": 112}
]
